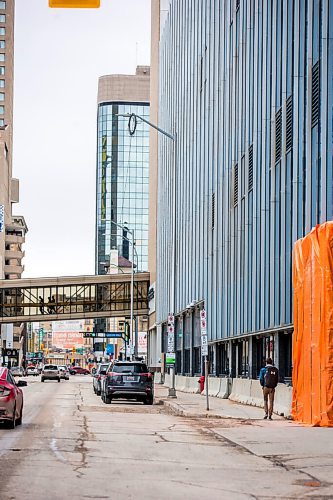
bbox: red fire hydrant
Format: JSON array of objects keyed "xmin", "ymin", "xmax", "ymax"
[{"xmin": 198, "ymin": 375, "xmax": 205, "ymax": 393}]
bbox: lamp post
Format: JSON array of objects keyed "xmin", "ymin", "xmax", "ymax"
[
  {"xmin": 118, "ymin": 113, "xmax": 177, "ymax": 398},
  {"xmin": 99, "ymin": 219, "xmax": 137, "ymax": 358}
]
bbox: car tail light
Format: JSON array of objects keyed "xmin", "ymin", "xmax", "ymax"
[
  {"xmin": 0, "ymin": 386, "xmax": 11, "ymax": 397},
  {"xmin": 141, "ymin": 373, "xmax": 153, "ymax": 378}
]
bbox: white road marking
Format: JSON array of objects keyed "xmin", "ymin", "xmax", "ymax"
[{"xmin": 50, "ymin": 438, "xmax": 68, "ymax": 464}]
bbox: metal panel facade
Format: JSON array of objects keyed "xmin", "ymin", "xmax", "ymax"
[{"xmin": 156, "ymin": 0, "xmax": 333, "ymax": 377}]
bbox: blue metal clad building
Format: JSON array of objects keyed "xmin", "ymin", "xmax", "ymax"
[{"xmin": 156, "ymin": 1, "xmax": 333, "ymax": 379}]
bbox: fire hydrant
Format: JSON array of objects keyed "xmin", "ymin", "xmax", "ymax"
[{"xmin": 198, "ymin": 375, "xmax": 205, "ymax": 393}]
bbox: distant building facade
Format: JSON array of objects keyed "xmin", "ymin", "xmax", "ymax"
[
  {"xmin": 153, "ymin": 1, "xmax": 333, "ymax": 380},
  {"xmin": 0, "ymin": 0, "xmax": 27, "ymax": 366},
  {"xmin": 95, "ymin": 67, "xmax": 150, "ymax": 345},
  {"xmin": 95, "ymin": 66, "xmax": 150, "ymax": 275}
]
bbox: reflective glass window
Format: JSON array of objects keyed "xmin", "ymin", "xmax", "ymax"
[
  {"xmin": 0, "ymin": 92, "xmax": 4, "ymax": 101},
  {"xmin": 0, "ymin": 14, "xmax": 5, "ymax": 22},
  {"xmin": 0, "ymin": 105, "xmax": 4, "ymax": 113},
  {"xmin": 0, "ymin": 27, "xmax": 5, "ymax": 35},
  {"xmin": 0, "ymin": 2, "xmax": 5, "ymax": 9},
  {"xmin": 0, "ymin": 40, "xmax": 5, "ymax": 48},
  {"xmin": 0, "ymin": 53, "xmax": 4, "ymax": 62}
]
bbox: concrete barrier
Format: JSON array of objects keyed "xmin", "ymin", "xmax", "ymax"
[
  {"xmin": 217, "ymin": 377, "xmax": 231, "ymax": 399},
  {"xmin": 229, "ymin": 378, "xmax": 292, "ymax": 417}
]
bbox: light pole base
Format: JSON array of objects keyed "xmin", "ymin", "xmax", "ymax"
[{"xmin": 168, "ymin": 387, "xmax": 177, "ymax": 398}]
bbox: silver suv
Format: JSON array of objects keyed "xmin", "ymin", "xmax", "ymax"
[{"xmin": 41, "ymin": 364, "xmax": 60, "ymax": 383}]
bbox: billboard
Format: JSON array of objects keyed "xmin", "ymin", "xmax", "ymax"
[{"xmin": 52, "ymin": 320, "xmax": 84, "ymax": 349}]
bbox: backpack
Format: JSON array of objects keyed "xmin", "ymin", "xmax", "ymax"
[{"xmin": 264, "ymin": 366, "xmax": 279, "ymax": 388}]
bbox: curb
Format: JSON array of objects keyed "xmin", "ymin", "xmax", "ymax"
[{"xmin": 156, "ymin": 397, "xmax": 248, "ymax": 420}]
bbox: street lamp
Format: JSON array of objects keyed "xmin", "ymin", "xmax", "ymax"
[
  {"xmin": 118, "ymin": 113, "xmax": 178, "ymax": 398},
  {"xmin": 99, "ymin": 219, "xmax": 137, "ymax": 357}
]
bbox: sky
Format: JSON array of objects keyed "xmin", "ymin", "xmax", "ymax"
[{"xmin": 12, "ymin": 0, "xmax": 151, "ymax": 278}]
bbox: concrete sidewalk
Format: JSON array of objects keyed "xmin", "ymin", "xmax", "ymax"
[{"xmin": 154, "ymin": 384, "xmax": 285, "ymax": 421}]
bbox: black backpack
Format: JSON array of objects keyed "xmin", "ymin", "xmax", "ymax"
[{"xmin": 264, "ymin": 366, "xmax": 279, "ymax": 388}]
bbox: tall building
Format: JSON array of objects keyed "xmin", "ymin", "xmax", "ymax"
[
  {"xmin": 95, "ymin": 67, "xmax": 150, "ymax": 349},
  {"xmin": 153, "ymin": 1, "xmax": 333, "ymax": 380},
  {"xmin": 0, "ymin": 0, "xmax": 27, "ymax": 365},
  {"xmin": 95, "ymin": 66, "xmax": 150, "ymax": 276}
]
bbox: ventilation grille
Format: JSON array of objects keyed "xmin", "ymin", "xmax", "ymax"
[
  {"xmin": 286, "ymin": 95, "xmax": 293, "ymax": 152},
  {"xmin": 275, "ymin": 108, "xmax": 282, "ymax": 163},
  {"xmin": 248, "ymin": 144, "xmax": 253, "ymax": 191},
  {"xmin": 312, "ymin": 61, "xmax": 320, "ymax": 127},
  {"xmin": 212, "ymin": 192, "xmax": 215, "ymax": 229},
  {"xmin": 233, "ymin": 164, "xmax": 238, "ymax": 206}
]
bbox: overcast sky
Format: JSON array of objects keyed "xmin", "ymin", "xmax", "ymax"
[{"xmin": 13, "ymin": 0, "xmax": 151, "ymax": 278}]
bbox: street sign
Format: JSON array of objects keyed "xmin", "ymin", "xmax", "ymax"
[
  {"xmin": 200, "ymin": 308, "xmax": 208, "ymax": 356},
  {"xmin": 167, "ymin": 313, "xmax": 175, "ymax": 353},
  {"xmin": 0, "ymin": 204, "xmax": 3, "ymax": 232},
  {"xmin": 83, "ymin": 332, "xmax": 96, "ymax": 338},
  {"xmin": 166, "ymin": 352, "xmax": 175, "ymax": 365},
  {"xmin": 105, "ymin": 332, "xmax": 123, "ymax": 338},
  {"xmin": 49, "ymin": 0, "xmax": 100, "ymax": 7}
]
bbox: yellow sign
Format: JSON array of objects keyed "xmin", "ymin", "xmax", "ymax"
[{"xmin": 49, "ymin": 0, "xmax": 100, "ymax": 7}]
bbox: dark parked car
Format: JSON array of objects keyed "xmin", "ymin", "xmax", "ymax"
[
  {"xmin": 93, "ymin": 363, "xmax": 110, "ymax": 396},
  {"xmin": 69, "ymin": 366, "xmax": 90, "ymax": 375},
  {"xmin": 101, "ymin": 361, "xmax": 153, "ymax": 405}
]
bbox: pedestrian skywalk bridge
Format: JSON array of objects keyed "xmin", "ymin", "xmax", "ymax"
[{"xmin": 0, "ymin": 273, "xmax": 150, "ymax": 324}]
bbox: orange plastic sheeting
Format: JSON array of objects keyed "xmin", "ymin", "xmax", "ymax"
[{"xmin": 292, "ymin": 221, "xmax": 333, "ymax": 427}]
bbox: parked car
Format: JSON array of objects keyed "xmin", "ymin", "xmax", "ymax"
[
  {"xmin": 69, "ymin": 366, "xmax": 90, "ymax": 375},
  {"xmin": 0, "ymin": 366, "xmax": 26, "ymax": 428},
  {"xmin": 58, "ymin": 366, "xmax": 70, "ymax": 380},
  {"xmin": 93, "ymin": 363, "xmax": 110, "ymax": 396},
  {"xmin": 41, "ymin": 365, "xmax": 60, "ymax": 382},
  {"xmin": 10, "ymin": 366, "xmax": 25, "ymax": 378},
  {"xmin": 26, "ymin": 365, "xmax": 39, "ymax": 376},
  {"xmin": 101, "ymin": 361, "xmax": 154, "ymax": 405}
]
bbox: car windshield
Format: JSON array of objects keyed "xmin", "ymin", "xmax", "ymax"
[
  {"xmin": 44, "ymin": 365, "xmax": 57, "ymax": 370},
  {"xmin": 112, "ymin": 364, "xmax": 148, "ymax": 374}
]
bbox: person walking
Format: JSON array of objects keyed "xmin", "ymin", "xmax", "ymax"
[{"xmin": 259, "ymin": 358, "xmax": 279, "ymax": 420}]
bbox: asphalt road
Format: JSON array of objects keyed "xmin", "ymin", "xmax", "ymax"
[{"xmin": 0, "ymin": 376, "xmax": 332, "ymax": 500}]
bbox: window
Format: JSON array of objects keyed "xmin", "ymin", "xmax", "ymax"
[
  {"xmin": 0, "ymin": 92, "xmax": 4, "ymax": 101},
  {"xmin": 0, "ymin": 66, "xmax": 4, "ymax": 75},
  {"xmin": 0, "ymin": 27, "xmax": 4, "ymax": 35},
  {"xmin": 0, "ymin": 40, "xmax": 5, "ymax": 48},
  {"xmin": 0, "ymin": 105, "xmax": 4, "ymax": 114},
  {"xmin": 0, "ymin": 14, "xmax": 5, "ymax": 22},
  {"xmin": 0, "ymin": 79, "xmax": 4, "ymax": 87},
  {"xmin": 0, "ymin": 53, "xmax": 4, "ymax": 62},
  {"xmin": 0, "ymin": 118, "xmax": 4, "ymax": 126},
  {"xmin": 0, "ymin": 2, "xmax": 6, "ymax": 9}
]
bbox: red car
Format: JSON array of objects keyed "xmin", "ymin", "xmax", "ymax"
[
  {"xmin": 69, "ymin": 366, "xmax": 90, "ymax": 375},
  {"xmin": 0, "ymin": 367, "xmax": 26, "ymax": 428}
]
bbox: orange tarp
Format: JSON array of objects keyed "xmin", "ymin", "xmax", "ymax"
[{"xmin": 292, "ymin": 221, "xmax": 333, "ymax": 426}]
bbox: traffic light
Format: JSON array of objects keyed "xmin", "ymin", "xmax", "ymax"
[
  {"xmin": 124, "ymin": 321, "xmax": 130, "ymax": 343},
  {"xmin": 49, "ymin": 0, "xmax": 100, "ymax": 7},
  {"xmin": 40, "ymin": 343, "xmax": 44, "ymax": 350}
]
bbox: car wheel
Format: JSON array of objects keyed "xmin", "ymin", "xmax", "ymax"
[
  {"xmin": 41, "ymin": 378, "xmax": 45, "ymax": 382},
  {"xmin": 144, "ymin": 397, "xmax": 154, "ymax": 405},
  {"xmin": 96, "ymin": 390, "xmax": 101, "ymax": 396},
  {"xmin": 57, "ymin": 378, "xmax": 60, "ymax": 382},
  {"xmin": 104, "ymin": 395, "xmax": 112, "ymax": 404}
]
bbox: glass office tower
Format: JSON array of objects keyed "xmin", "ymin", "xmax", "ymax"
[
  {"xmin": 96, "ymin": 102, "xmax": 150, "ymax": 274},
  {"xmin": 95, "ymin": 68, "xmax": 150, "ymax": 277}
]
